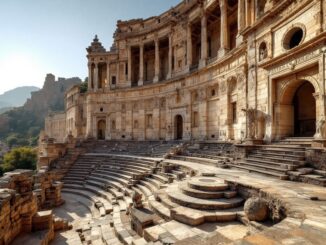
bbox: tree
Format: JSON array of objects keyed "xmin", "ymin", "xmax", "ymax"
[
  {"xmin": 80, "ymin": 78, "xmax": 88, "ymax": 93},
  {"xmin": 1, "ymin": 147, "xmax": 37, "ymax": 173}
]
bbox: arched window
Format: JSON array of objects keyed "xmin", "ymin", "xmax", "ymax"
[{"xmin": 259, "ymin": 42, "xmax": 268, "ymax": 61}]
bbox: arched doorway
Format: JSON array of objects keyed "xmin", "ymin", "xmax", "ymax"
[
  {"xmin": 276, "ymin": 80, "xmax": 316, "ymax": 138},
  {"xmin": 293, "ymin": 82, "xmax": 316, "ymax": 136},
  {"xmin": 174, "ymin": 115, "xmax": 183, "ymax": 140},
  {"xmin": 97, "ymin": 120, "xmax": 106, "ymax": 140}
]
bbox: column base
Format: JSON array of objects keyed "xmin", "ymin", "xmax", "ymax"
[
  {"xmin": 153, "ymin": 76, "xmax": 159, "ymax": 83},
  {"xmin": 199, "ymin": 59, "xmax": 207, "ymax": 69},
  {"xmin": 127, "ymin": 80, "xmax": 132, "ymax": 87},
  {"xmin": 244, "ymin": 138, "xmax": 264, "ymax": 145},
  {"xmin": 166, "ymin": 73, "xmax": 172, "ymax": 80},
  {"xmin": 236, "ymin": 34, "xmax": 244, "ymax": 47},
  {"xmin": 218, "ymin": 48, "xmax": 228, "ymax": 58},
  {"xmin": 138, "ymin": 80, "xmax": 143, "ymax": 86}
]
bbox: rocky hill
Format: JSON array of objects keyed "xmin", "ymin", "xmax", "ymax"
[
  {"xmin": 0, "ymin": 74, "xmax": 82, "ymax": 146},
  {"xmin": 0, "ymin": 86, "xmax": 39, "ymax": 113}
]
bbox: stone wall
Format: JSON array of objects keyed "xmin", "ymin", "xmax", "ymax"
[
  {"xmin": 306, "ymin": 148, "xmax": 326, "ymax": 170},
  {"xmin": 0, "ymin": 168, "xmax": 65, "ymax": 244}
]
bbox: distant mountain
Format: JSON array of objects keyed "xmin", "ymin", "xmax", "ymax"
[
  {"xmin": 0, "ymin": 86, "xmax": 39, "ymax": 109},
  {"xmin": 0, "ymin": 74, "xmax": 82, "ymax": 146}
]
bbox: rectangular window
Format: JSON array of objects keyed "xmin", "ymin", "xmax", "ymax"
[
  {"xmin": 111, "ymin": 76, "xmax": 116, "ymax": 85},
  {"xmin": 125, "ymin": 62, "xmax": 128, "ymax": 75},
  {"xmin": 232, "ymin": 102, "xmax": 237, "ymax": 124},
  {"xmin": 178, "ymin": 60, "xmax": 182, "ymax": 68}
]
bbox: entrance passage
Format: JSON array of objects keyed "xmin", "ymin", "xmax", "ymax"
[
  {"xmin": 293, "ymin": 82, "xmax": 316, "ymax": 137},
  {"xmin": 97, "ymin": 120, "xmax": 106, "ymax": 140},
  {"xmin": 175, "ymin": 115, "xmax": 183, "ymax": 140}
]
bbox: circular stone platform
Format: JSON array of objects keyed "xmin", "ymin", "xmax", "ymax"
[{"xmin": 187, "ymin": 177, "xmax": 228, "ymax": 192}]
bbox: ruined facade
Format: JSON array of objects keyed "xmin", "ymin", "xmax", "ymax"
[{"xmin": 46, "ymin": 0, "xmax": 326, "ymax": 144}]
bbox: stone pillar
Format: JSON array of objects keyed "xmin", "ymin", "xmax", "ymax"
[
  {"xmin": 199, "ymin": 11, "xmax": 208, "ymax": 68},
  {"xmin": 153, "ymin": 38, "xmax": 160, "ymax": 83},
  {"xmin": 94, "ymin": 63, "xmax": 99, "ymax": 92},
  {"xmin": 167, "ymin": 35, "xmax": 173, "ymax": 79},
  {"xmin": 138, "ymin": 43, "xmax": 144, "ymax": 86},
  {"xmin": 116, "ymin": 62, "xmax": 120, "ymax": 87},
  {"xmin": 106, "ymin": 62, "xmax": 110, "ymax": 89},
  {"xmin": 88, "ymin": 64, "xmax": 92, "ymax": 91},
  {"xmin": 218, "ymin": 0, "xmax": 229, "ymax": 57},
  {"xmin": 187, "ymin": 23, "xmax": 193, "ymax": 69},
  {"xmin": 236, "ymin": 0, "xmax": 245, "ymax": 46},
  {"xmin": 127, "ymin": 45, "xmax": 132, "ymax": 87}
]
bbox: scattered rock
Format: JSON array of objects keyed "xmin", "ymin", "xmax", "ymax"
[{"xmin": 244, "ymin": 197, "xmax": 269, "ymax": 222}]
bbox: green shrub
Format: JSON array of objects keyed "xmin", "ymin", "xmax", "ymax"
[{"xmin": 1, "ymin": 147, "xmax": 37, "ymax": 173}]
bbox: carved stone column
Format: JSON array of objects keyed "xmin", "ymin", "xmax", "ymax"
[
  {"xmin": 199, "ymin": 10, "xmax": 207, "ymax": 68},
  {"xmin": 94, "ymin": 63, "xmax": 99, "ymax": 92},
  {"xmin": 106, "ymin": 62, "xmax": 110, "ymax": 89},
  {"xmin": 236, "ymin": 0, "xmax": 245, "ymax": 46},
  {"xmin": 127, "ymin": 45, "xmax": 132, "ymax": 86},
  {"xmin": 138, "ymin": 43, "xmax": 144, "ymax": 86},
  {"xmin": 218, "ymin": 0, "xmax": 229, "ymax": 57},
  {"xmin": 167, "ymin": 35, "xmax": 173, "ymax": 79},
  {"xmin": 153, "ymin": 38, "xmax": 160, "ymax": 83},
  {"xmin": 88, "ymin": 63, "xmax": 92, "ymax": 91},
  {"xmin": 187, "ymin": 23, "xmax": 192, "ymax": 69}
]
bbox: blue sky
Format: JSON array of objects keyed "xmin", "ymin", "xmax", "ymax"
[{"xmin": 0, "ymin": 0, "xmax": 180, "ymax": 94}]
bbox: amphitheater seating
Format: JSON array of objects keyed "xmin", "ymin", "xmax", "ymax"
[
  {"xmin": 81, "ymin": 140, "xmax": 179, "ymax": 157},
  {"xmin": 170, "ymin": 142, "xmax": 234, "ymax": 166},
  {"xmin": 60, "ymin": 151, "xmax": 247, "ymax": 244}
]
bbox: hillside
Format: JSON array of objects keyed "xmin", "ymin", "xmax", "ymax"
[
  {"xmin": 0, "ymin": 74, "xmax": 82, "ymax": 146},
  {"xmin": 0, "ymin": 86, "xmax": 39, "ymax": 110}
]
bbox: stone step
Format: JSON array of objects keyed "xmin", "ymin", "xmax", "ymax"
[
  {"xmin": 85, "ymin": 180, "xmax": 124, "ymax": 199},
  {"xmin": 139, "ymin": 180, "xmax": 158, "ymax": 193},
  {"xmin": 101, "ymin": 224, "xmax": 123, "ymax": 245},
  {"xmin": 179, "ymin": 183, "xmax": 237, "ymax": 199},
  {"xmin": 170, "ymin": 206, "xmax": 240, "ymax": 226},
  {"xmin": 257, "ymin": 147, "xmax": 306, "ymax": 155},
  {"xmin": 87, "ymin": 174, "xmax": 128, "ymax": 189},
  {"xmin": 237, "ymin": 160, "xmax": 289, "ymax": 173},
  {"xmin": 228, "ymin": 163, "xmax": 289, "ymax": 180},
  {"xmin": 135, "ymin": 184, "xmax": 152, "ymax": 197},
  {"xmin": 167, "ymin": 186, "xmax": 243, "ymax": 210},
  {"xmin": 93, "ymin": 170, "xmax": 131, "ymax": 181},
  {"xmin": 144, "ymin": 177, "xmax": 162, "ymax": 189},
  {"xmin": 150, "ymin": 174, "xmax": 169, "ymax": 184},
  {"xmin": 249, "ymin": 152, "xmax": 305, "ymax": 162},
  {"xmin": 148, "ymin": 196, "xmax": 171, "ymax": 220},
  {"xmin": 187, "ymin": 177, "xmax": 229, "ymax": 192},
  {"xmin": 246, "ymin": 157, "xmax": 296, "ymax": 168},
  {"xmin": 251, "ymin": 150, "xmax": 305, "ymax": 159}
]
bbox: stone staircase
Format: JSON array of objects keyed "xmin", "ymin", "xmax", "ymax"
[
  {"xmin": 229, "ymin": 137, "xmax": 326, "ymax": 185},
  {"xmin": 231, "ymin": 144, "xmax": 306, "ymax": 180},
  {"xmin": 144, "ymin": 176, "xmax": 245, "ymax": 243},
  {"xmin": 170, "ymin": 142, "xmax": 234, "ymax": 166}
]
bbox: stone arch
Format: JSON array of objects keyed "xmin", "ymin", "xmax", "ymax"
[
  {"xmin": 276, "ymin": 77, "xmax": 318, "ymax": 138},
  {"xmin": 259, "ymin": 42, "xmax": 268, "ymax": 61},
  {"xmin": 278, "ymin": 76, "xmax": 320, "ymax": 103}
]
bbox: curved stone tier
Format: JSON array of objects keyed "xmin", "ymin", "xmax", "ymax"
[
  {"xmin": 167, "ymin": 184, "xmax": 243, "ymax": 210},
  {"xmin": 187, "ymin": 177, "xmax": 230, "ymax": 192}
]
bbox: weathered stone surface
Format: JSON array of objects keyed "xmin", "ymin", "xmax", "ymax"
[{"xmin": 244, "ymin": 197, "xmax": 269, "ymax": 222}]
